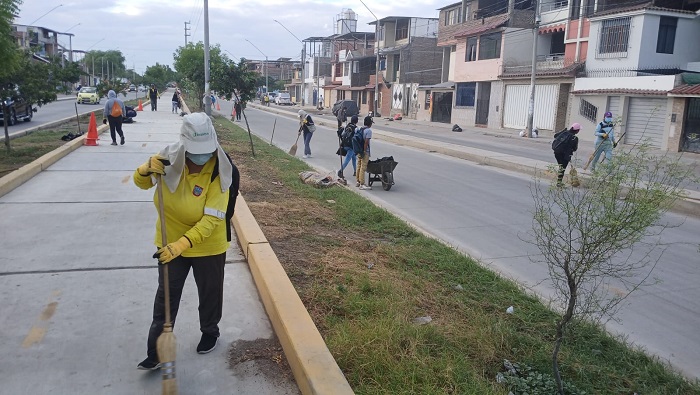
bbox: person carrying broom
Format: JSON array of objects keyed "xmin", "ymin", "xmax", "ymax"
[
  {"xmin": 551, "ymin": 123, "xmax": 580, "ymax": 187},
  {"xmin": 133, "ymin": 113, "xmax": 238, "ymax": 371}
]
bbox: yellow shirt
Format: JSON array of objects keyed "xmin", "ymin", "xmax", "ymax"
[{"xmin": 133, "ymin": 157, "xmax": 229, "ymax": 257}]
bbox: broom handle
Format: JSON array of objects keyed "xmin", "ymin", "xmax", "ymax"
[{"xmin": 156, "ymin": 176, "xmax": 172, "ymax": 326}]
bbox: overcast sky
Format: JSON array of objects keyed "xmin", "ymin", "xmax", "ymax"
[{"xmin": 15, "ymin": 0, "xmax": 442, "ymax": 74}]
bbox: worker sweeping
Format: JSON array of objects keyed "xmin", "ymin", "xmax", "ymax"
[
  {"xmin": 551, "ymin": 123, "xmax": 580, "ymax": 187},
  {"xmin": 590, "ymin": 111, "xmax": 615, "ymax": 171},
  {"xmin": 133, "ymin": 112, "xmax": 239, "ymax": 371}
]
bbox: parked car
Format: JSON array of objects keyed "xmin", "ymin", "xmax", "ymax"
[
  {"xmin": 332, "ymin": 100, "xmax": 359, "ymax": 117},
  {"xmin": 129, "ymin": 84, "xmax": 136, "ymax": 92},
  {"xmin": 275, "ymin": 92, "xmax": 292, "ymax": 105},
  {"xmin": 77, "ymin": 87, "xmax": 100, "ymax": 105},
  {"xmin": 0, "ymin": 92, "xmax": 34, "ymax": 126}
]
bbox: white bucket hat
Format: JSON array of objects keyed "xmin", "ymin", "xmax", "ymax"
[{"xmin": 180, "ymin": 112, "xmax": 218, "ymax": 154}]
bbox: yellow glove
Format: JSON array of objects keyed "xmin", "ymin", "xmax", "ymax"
[
  {"xmin": 602, "ymin": 133, "xmax": 608, "ymax": 139},
  {"xmin": 137, "ymin": 155, "xmax": 169, "ymax": 176},
  {"xmin": 153, "ymin": 236, "xmax": 192, "ymax": 264}
]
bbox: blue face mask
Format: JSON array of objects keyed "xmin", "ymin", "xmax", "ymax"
[
  {"xmin": 604, "ymin": 117, "xmax": 613, "ymax": 123},
  {"xmin": 186, "ymin": 152, "xmax": 213, "ymax": 165}
]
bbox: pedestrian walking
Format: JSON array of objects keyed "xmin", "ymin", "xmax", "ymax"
[
  {"xmin": 591, "ymin": 111, "xmax": 615, "ymax": 171},
  {"xmin": 171, "ymin": 91, "xmax": 180, "ymax": 113},
  {"xmin": 102, "ymin": 90, "xmax": 126, "ymax": 146},
  {"xmin": 148, "ymin": 84, "xmax": 159, "ymax": 111},
  {"xmin": 551, "ymin": 123, "xmax": 580, "ymax": 187},
  {"xmin": 355, "ymin": 116, "xmax": 373, "ymax": 190},
  {"xmin": 336, "ymin": 105, "xmax": 347, "ymax": 129},
  {"xmin": 234, "ymin": 101, "xmax": 242, "ymax": 121},
  {"xmin": 298, "ymin": 109, "xmax": 316, "ymax": 159},
  {"xmin": 337, "ymin": 115, "xmax": 358, "ymax": 179},
  {"xmin": 264, "ymin": 95, "xmax": 270, "ymax": 107},
  {"xmin": 133, "ymin": 112, "xmax": 240, "ymax": 371}
]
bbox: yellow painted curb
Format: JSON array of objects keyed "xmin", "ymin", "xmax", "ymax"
[
  {"xmin": 0, "ymin": 124, "xmax": 109, "ymax": 199},
  {"xmin": 233, "ymin": 197, "xmax": 354, "ymax": 395},
  {"xmin": 231, "ymin": 196, "xmax": 267, "ymax": 258}
]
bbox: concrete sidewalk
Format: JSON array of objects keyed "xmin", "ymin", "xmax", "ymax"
[
  {"xmin": 245, "ymin": 102, "xmax": 700, "ymax": 215},
  {"xmin": 0, "ymin": 94, "xmax": 301, "ymax": 394}
]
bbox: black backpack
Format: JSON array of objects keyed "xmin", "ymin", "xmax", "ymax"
[
  {"xmin": 340, "ymin": 124, "xmax": 355, "ymax": 148},
  {"xmin": 352, "ymin": 126, "xmax": 366, "ymax": 154},
  {"xmin": 210, "ymin": 153, "xmax": 241, "ymax": 242},
  {"xmin": 552, "ymin": 130, "xmax": 574, "ymax": 154}
]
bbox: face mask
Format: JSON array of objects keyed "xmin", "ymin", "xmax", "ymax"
[
  {"xmin": 604, "ymin": 117, "xmax": 613, "ymax": 123},
  {"xmin": 186, "ymin": 152, "xmax": 212, "ymax": 165}
]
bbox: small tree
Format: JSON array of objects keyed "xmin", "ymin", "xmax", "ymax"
[
  {"xmin": 143, "ymin": 62, "xmax": 177, "ymax": 92},
  {"xmin": 173, "ymin": 42, "xmax": 226, "ymax": 110},
  {"xmin": 529, "ymin": 145, "xmax": 696, "ymax": 394}
]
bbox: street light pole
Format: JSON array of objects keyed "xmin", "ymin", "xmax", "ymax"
[
  {"xmin": 204, "ymin": 0, "xmax": 211, "ymax": 115},
  {"xmin": 245, "ymin": 39, "xmax": 269, "ymax": 97},
  {"xmin": 525, "ymin": 0, "xmax": 541, "ymax": 138},
  {"xmin": 359, "ymin": 0, "xmax": 381, "ymax": 116},
  {"xmin": 273, "ymin": 19, "xmax": 305, "ymax": 106}
]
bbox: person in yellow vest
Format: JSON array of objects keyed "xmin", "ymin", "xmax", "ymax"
[
  {"xmin": 133, "ymin": 112, "xmax": 239, "ymax": 371},
  {"xmin": 102, "ymin": 90, "xmax": 126, "ymax": 145}
]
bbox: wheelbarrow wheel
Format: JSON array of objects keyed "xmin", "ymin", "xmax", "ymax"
[{"xmin": 382, "ymin": 171, "xmax": 393, "ymax": 191}]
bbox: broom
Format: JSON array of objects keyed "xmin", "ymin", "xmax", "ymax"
[
  {"xmin": 288, "ymin": 125, "xmax": 302, "ymax": 156},
  {"xmin": 156, "ymin": 175, "xmax": 178, "ymax": 395}
]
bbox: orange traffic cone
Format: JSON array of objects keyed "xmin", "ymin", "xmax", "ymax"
[
  {"xmin": 137, "ymin": 99, "xmax": 143, "ymax": 111},
  {"xmin": 216, "ymin": 101, "xmax": 221, "ymax": 111},
  {"xmin": 231, "ymin": 107, "xmax": 236, "ymax": 117},
  {"xmin": 84, "ymin": 112, "xmax": 99, "ymax": 146}
]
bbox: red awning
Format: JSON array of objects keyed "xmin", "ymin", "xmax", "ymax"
[
  {"xmin": 668, "ymin": 84, "xmax": 700, "ymax": 96},
  {"xmin": 539, "ymin": 23, "xmax": 565, "ymax": 34},
  {"xmin": 453, "ymin": 14, "xmax": 510, "ymax": 39}
]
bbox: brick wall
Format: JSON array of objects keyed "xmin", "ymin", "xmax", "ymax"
[
  {"xmin": 400, "ymin": 37, "xmax": 443, "ymax": 85},
  {"xmin": 667, "ymin": 97, "xmax": 686, "ymax": 152}
]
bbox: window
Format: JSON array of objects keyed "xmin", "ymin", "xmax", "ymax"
[
  {"xmin": 466, "ymin": 36, "xmax": 477, "ymax": 61},
  {"xmin": 478, "ymin": 32, "xmax": 501, "ymax": 60},
  {"xmin": 344, "ymin": 63, "xmax": 350, "ymax": 76},
  {"xmin": 455, "ymin": 82, "xmax": 476, "ymax": 107},
  {"xmin": 444, "ymin": 7, "xmax": 462, "ymax": 26},
  {"xmin": 579, "ymin": 98, "xmax": 598, "ymax": 122},
  {"xmin": 656, "ymin": 16, "xmax": 677, "ymax": 54},
  {"xmin": 379, "ymin": 59, "xmax": 386, "ymax": 71},
  {"xmin": 598, "ymin": 17, "xmax": 631, "ymax": 56},
  {"xmin": 362, "ymin": 91, "xmax": 367, "ymax": 104},
  {"xmin": 396, "ymin": 19, "xmax": 409, "ymax": 41}
]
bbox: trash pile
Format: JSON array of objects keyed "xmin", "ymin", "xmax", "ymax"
[{"xmin": 299, "ymin": 171, "xmax": 338, "ymax": 188}]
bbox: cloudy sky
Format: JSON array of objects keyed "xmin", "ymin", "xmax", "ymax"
[{"xmin": 15, "ymin": 0, "xmax": 443, "ymax": 74}]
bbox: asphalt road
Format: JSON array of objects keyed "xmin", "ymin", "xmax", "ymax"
[
  {"xmin": 3, "ymin": 91, "xmax": 142, "ymax": 139},
  {"xmin": 216, "ymin": 102, "xmax": 700, "ymax": 380}
]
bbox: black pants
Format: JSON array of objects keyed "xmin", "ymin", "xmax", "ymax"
[
  {"xmin": 150, "ymin": 97, "xmax": 157, "ymax": 111},
  {"xmin": 235, "ymin": 109, "xmax": 241, "ymax": 121},
  {"xmin": 107, "ymin": 115, "xmax": 124, "ymax": 143},
  {"xmin": 337, "ymin": 119, "xmax": 343, "ymax": 129},
  {"xmin": 555, "ymin": 152, "xmax": 571, "ymax": 182},
  {"xmin": 146, "ymin": 252, "xmax": 226, "ymax": 359}
]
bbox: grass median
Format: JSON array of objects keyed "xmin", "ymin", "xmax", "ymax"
[
  {"xmin": 212, "ymin": 114, "xmax": 699, "ymax": 394},
  {"xmin": 0, "ymin": 98, "xmax": 140, "ymax": 178}
]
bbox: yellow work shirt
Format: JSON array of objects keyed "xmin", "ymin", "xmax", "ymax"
[{"xmin": 133, "ymin": 157, "xmax": 229, "ymax": 257}]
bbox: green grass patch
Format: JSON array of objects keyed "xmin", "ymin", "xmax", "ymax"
[{"xmin": 218, "ymin": 114, "xmax": 699, "ymax": 394}]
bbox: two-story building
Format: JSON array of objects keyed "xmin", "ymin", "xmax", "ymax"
[
  {"xmin": 11, "ymin": 24, "xmax": 61, "ymax": 61},
  {"xmin": 370, "ymin": 16, "xmax": 443, "ymax": 118},
  {"xmin": 429, "ymin": 0, "xmax": 535, "ymax": 128},
  {"xmin": 568, "ymin": 0, "xmax": 700, "ymax": 152}
]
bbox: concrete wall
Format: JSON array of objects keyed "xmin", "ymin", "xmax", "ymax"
[
  {"xmin": 502, "ymin": 28, "xmax": 534, "ymax": 68},
  {"xmin": 416, "ymin": 90, "xmax": 431, "ymax": 121},
  {"xmin": 568, "ymin": 94, "xmax": 610, "ymax": 142},
  {"xmin": 574, "ymin": 74, "xmax": 676, "ymax": 91},
  {"xmin": 488, "ymin": 80, "xmax": 504, "ymax": 129},
  {"xmin": 411, "ymin": 18, "xmax": 439, "ymax": 38},
  {"xmin": 667, "ymin": 97, "xmax": 687, "ymax": 152},
  {"xmin": 400, "ymin": 37, "xmax": 443, "ymax": 85},
  {"xmin": 452, "ymin": 106, "xmax": 476, "ymax": 127}
]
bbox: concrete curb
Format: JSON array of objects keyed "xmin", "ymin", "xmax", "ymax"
[
  {"xmin": 232, "ymin": 196, "xmax": 354, "ymax": 395},
  {"xmin": 247, "ymin": 103, "xmax": 700, "ymax": 217}
]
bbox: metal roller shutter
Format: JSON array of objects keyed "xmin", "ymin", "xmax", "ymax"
[
  {"xmin": 624, "ymin": 98, "xmax": 667, "ymax": 148},
  {"xmin": 503, "ymin": 84, "xmax": 558, "ymax": 130}
]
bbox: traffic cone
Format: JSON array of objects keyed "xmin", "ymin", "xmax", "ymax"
[
  {"xmin": 137, "ymin": 99, "xmax": 143, "ymax": 111},
  {"xmin": 84, "ymin": 112, "xmax": 99, "ymax": 146},
  {"xmin": 216, "ymin": 101, "xmax": 221, "ymax": 111},
  {"xmin": 231, "ymin": 107, "xmax": 236, "ymax": 117}
]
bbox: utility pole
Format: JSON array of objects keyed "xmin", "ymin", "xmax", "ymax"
[
  {"xmin": 184, "ymin": 21, "xmax": 191, "ymax": 46},
  {"xmin": 524, "ymin": 0, "xmax": 541, "ymax": 138},
  {"xmin": 204, "ymin": 0, "xmax": 211, "ymax": 115},
  {"xmin": 360, "ymin": 0, "xmax": 381, "ymax": 116}
]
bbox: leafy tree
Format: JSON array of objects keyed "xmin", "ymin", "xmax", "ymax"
[
  {"xmin": 0, "ymin": 0, "xmax": 21, "ymax": 80},
  {"xmin": 173, "ymin": 42, "xmax": 226, "ymax": 110},
  {"xmin": 142, "ymin": 63, "xmax": 176, "ymax": 91},
  {"xmin": 51, "ymin": 58, "xmax": 85, "ymax": 93},
  {"xmin": 96, "ymin": 79, "xmax": 128, "ymax": 99},
  {"xmin": 529, "ymin": 145, "xmax": 695, "ymax": 394},
  {"xmin": 211, "ymin": 57, "xmax": 258, "ymax": 103},
  {"xmin": 83, "ymin": 50, "xmax": 125, "ymax": 82},
  {"xmin": 1, "ymin": 50, "xmax": 70, "ymax": 150}
]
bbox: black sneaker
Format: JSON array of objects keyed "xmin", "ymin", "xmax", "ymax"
[
  {"xmin": 196, "ymin": 334, "xmax": 218, "ymax": 354},
  {"xmin": 120, "ymin": 137, "xmax": 125, "ymax": 145},
  {"xmin": 337, "ymin": 170, "xmax": 344, "ymax": 179},
  {"xmin": 137, "ymin": 357, "xmax": 161, "ymax": 371}
]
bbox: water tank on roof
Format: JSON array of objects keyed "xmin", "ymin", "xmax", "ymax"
[{"xmin": 336, "ymin": 8, "xmax": 357, "ymax": 35}]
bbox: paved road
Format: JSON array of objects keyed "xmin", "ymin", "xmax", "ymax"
[
  {"xmin": 218, "ymin": 104, "xmax": 700, "ymax": 380},
  {"xmin": 3, "ymin": 91, "xmax": 143, "ymax": 139}
]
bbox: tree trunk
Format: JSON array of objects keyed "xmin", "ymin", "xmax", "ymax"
[
  {"xmin": 3, "ymin": 103, "xmax": 10, "ymax": 152},
  {"xmin": 553, "ymin": 267, "xmax": 578, "ymax": 395}
]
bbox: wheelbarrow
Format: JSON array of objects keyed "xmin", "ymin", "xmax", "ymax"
[{"xmin": 365, "ymin": 156, "xmax": 398, "ymax": 191}]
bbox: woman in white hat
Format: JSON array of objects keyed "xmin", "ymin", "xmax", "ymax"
[
  {"xmin": 133, "ymin": 112, "xmax": 239, "ymax": 370},
  {"xmin": 298, "ymin": 109, "xmax": 316, "ymax": 158}
]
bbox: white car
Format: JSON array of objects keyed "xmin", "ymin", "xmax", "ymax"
[{"xmin": 275, "ymin": 92, "xmax": 292, "ymax": 105}]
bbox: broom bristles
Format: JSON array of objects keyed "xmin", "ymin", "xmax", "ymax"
[{"xmin": 157, "ymin": 325, "xmax": 178, "ymax": 394}]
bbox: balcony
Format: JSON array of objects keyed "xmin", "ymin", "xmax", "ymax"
[
  {"xmin": 502, "ymin": 53, "xmax": 571, "ymax": 75},
  {"xmin": 351, "ymin": 71, "xmax": 371, "ymax": 87}
]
